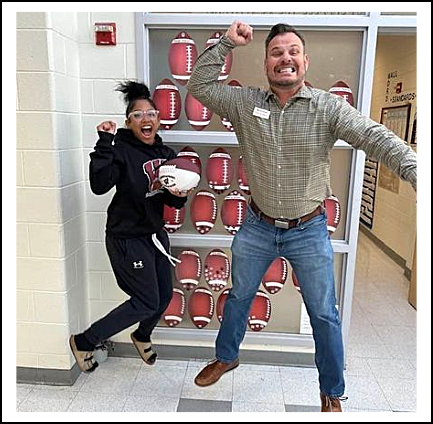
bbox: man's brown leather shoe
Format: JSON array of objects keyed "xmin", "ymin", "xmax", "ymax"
[
  {"xmin": 320, "ymin": 393, "xmax": 343, "ymax": 412},
  {"xmin": 194, "ymin": 358, "xmax": 240, "ymax": 387}
]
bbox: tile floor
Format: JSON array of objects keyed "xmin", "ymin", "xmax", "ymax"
[{"xmin": 16, "ymin": 232, "xmax": 418, "ymax": 414}]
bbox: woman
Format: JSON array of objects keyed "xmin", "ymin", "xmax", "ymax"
[{"xmin": 70, "ymin": 81, "xmax": 190, "ymax": 372}]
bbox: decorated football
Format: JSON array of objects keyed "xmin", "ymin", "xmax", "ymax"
[
  {"xmin": 205, "ymin": 31, "xmax": 233, "ymax": 81},
  {"xmin": 163, "ymin": 204, "xmax": 186, "ymax": 233},
  {"xmin": 324, "ymin": 195, "xmax": 341, "ymax": 234},
  {"xmin": 329, "ymin": 80, "xmax": 354, "ymax": 107},
  {"xmin": 216, "ymin": 288, "xmax": 231, "ymax": 323},
  {"xmin": 190, "ymin": 190, "xmax": 218, "ymax": 234},
  {"xmin": 152, "ymin": 78, "xmax": 181, "ymax": 130},
  {"xmin": 185, "ymin": 92, "xmax": 213, "ymax": 131},
  {"xmin": 177, "ymin": 145, "xmax": 202, "ymax": 176},
  {"xmin": 174, "ymin": 250, "xmax": 202, "ymax": 291},
  {"xmin": 220, "ymin": 190, "xmax": 247, "ymax": 235},
  {"xmin": 163, "ymin": 288, "xmax": 186, "ymax": 327},
  {"xmin": 221, "ymin": 79, "xmax": 242, "ymax": 132},
  {"xmin": 188, "ymin": 287, "xmax": 215, "ymax": 328},
  {"xmin": 237, "ymin": 156, "xmax": 250, "ymax": 195},
  {"xmin": 158, "ymin": 157, "xmax": 201, "ymax": 192},
  {"xmin": 204, "ymin": 249, "xmax": 230, "ymax": 292},
  {"xmin": 248, "ymin": 290, "xmax": 272, "ymax": 331},
  {"xmin": 261, "ymin": 257, "xmax": 288, "ymax": 295},
  {"xmin": 206, "ymin": 147, "xmax": 233, "ymax": 194},
  {"xmin": 168, "ymin": 31, "xmax": 197, "ymax": 86}
]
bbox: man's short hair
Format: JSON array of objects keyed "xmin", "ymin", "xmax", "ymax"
[{"xmin": 265, "ymin": 23, "xmax": 306, "ymax": 54}]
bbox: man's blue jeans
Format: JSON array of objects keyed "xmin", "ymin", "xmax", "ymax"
[{"xmin": 215, "ymin": 204, "xmax": 345, "ymax": 397}]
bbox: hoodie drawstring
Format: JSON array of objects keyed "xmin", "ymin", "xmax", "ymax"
[{"xmin": 151, "ymin": 233, "xmax": 181, "ymax": 267}]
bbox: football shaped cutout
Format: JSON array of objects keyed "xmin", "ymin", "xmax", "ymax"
[
  {"xmin": 248, "ymin": 290, "xmax": 272, "ymax": 332},
  {"xmin": 237, "ymin": 156, "xmax": 250, "ymax": 195},
  {"xmin": 163, "ymin": 204, "xmax": 186, "ymax": 233},
  {"xmin": 163, "ymin": 288, "xmax": 186, "ymax": 327},
  {"xmin": 292, "ymin": 270, "xmax": 302, "ymax": 294},
  {"xmin": 329, "ymin": 80, "xmax": 354, "ymax": 107},
  {"xmin": 190, "ymin": 190, "xmax": 218, "ymax": 234},
  {"xmin": 221, "ymin": 79, "xmax": 242, "ymax": 131},
  {"xmin": 324, "ymin": 195, "xmax": 341, "ymax": 234},
  {"xmin": 185, "ymin": 92, "xmax": 213, "ymax": 131},
  {"xmin": 188, "ymin": 287, "xmax": 215, "ymax": 328},
  {"xmin": 205, "ymin": 31, "xmax": 233, "ymax": 81},
  {"xmin": 206, "ymin": 147, "xmax": 233, "ymax": 194},
  {"xmin": 175, "ymin": 250, "xmax": 202, "ymax": 291},
  {"xmin": 261, "ymin": 257, "xmax": 288, "ymax": 295},
  {"xmin": 158, "ymin": 157, "xmax": 200, "ymax": 192},
  {"xmin": 168, "ymin": 31, "xmax": 197, "ymax": 86},
  {"xmin": 177, "ymin": 146, "xmax": 202, "ymax": 176},
  {"xmin": 216, "ymin": 288, "xmax": 231, "ymax": 323},
  {"xmin": 204, "ymin": 249, "xmax": 230, "ymax": 292},
  {"xmin": 152, "ymin": 78, "xmax": 181, "ymax": 130},
  {"xmin": 221, "ymin": 190, "xmax": 247, "ymax": 235}
]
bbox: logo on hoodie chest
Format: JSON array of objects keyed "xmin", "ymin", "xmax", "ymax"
[{"xmin": 143, "ymin": 158, "xmax": 165, "ymax": 195}]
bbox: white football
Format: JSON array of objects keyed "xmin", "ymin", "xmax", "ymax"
[{"xmin": 158, "ymin": 157, "xmax": 200, "ymax": 192}]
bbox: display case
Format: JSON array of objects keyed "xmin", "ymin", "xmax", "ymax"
[{"xmin": 135, "ymin": 12, "xmax": 416, "ymax": 364}]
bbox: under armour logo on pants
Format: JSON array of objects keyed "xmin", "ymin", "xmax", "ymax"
[{"xmin": 133, "ymin": 261, "xmax": 144, "ymax": 269}]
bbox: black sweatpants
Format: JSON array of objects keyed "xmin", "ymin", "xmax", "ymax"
[{"xmin": 83, "ymin": 229, "xmax": 173, "ymax": 346}]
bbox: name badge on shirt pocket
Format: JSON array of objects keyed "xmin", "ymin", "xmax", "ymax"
[{"xmin": 253, "ymin": 107, "xmax": 270, "ymax": 120}]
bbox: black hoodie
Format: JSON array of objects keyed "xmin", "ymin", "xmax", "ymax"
[{"xmin": 89, "ymin": 128, "xmax": 187, "ymax": 238}]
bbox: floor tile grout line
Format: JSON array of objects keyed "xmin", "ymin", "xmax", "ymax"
[
  {"xmin": 62, "ymin": 387, "xmax": 80, "ymax": 412},
  {"xmin": 365, "ymin": 359, "xmax": 394, "ymax": 412},
  {"xmin": 175, "ymin": 358, "xmax": 190, "ymax": 412},
  {"xmin": 18, "ymin": 385, "xmax": 36, "ymax": 408},
  {"xmin": 120, "ymin": 360, "xmax": 145, "ymax": 411},
  {"xmin": 16, "ymin": 385, "xmax": 35, "ymax": 412},
  {"xmin": 277, "ymin": 365, "xmax": 288, "ymax": 409}
]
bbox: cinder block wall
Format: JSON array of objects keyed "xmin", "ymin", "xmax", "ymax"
[
  {"xmin": 17, "ymin": 12, "xmax": 87, "ymax": 370},
  {"xmin": 77, "ymin": 12, "xmax": 137, "ymax": 345},
  {"xmin": 16, "ymin": 11, "xmax": 137, "ymax": 372}
]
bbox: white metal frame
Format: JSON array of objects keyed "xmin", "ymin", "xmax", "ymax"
[{"xmin": 135, "ymin": 12, "xmax": 416, "ymax": 358}]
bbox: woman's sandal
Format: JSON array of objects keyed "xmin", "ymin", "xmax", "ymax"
[
  {"xmin": 69, "ymin": 335, "xmax": 99, "ymax": 372},
  {"xmin": 130, "ymin": 333, "xmax": 157, "ymax": 365}
]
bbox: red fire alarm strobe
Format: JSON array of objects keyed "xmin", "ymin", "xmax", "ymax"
[{"xmin": 94, "ymin": 22, "xmax": 116, "ymax": 45}]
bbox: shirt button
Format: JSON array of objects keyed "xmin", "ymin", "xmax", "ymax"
[
  {"xmin": 278, "ymin": 201, "xmax": 282, "ymax": 205},
  {"xmin": 278, "ymin": 165, "xmax": 281, "ymax": 169},
  {"xmin": 278, "ymin": 183, "xmax": 281, "ymax": 187}
]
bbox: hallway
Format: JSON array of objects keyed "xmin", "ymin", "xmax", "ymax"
[{"xmin": 16, "ymin": 231, "xmax": 417, "ymax": 413}]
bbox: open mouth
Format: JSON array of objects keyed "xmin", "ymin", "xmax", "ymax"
[
  {"xmin": 141, "ymin": 125, "xmax": 153, "ymax": 137},
  {"xmin": 277, "ymin": 66, "xmax": 296, "ymax": 75}
]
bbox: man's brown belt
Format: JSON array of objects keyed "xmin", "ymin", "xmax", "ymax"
[{"xmin": 249, "ymin": 198, "xmax": 323, "ymax": 230}]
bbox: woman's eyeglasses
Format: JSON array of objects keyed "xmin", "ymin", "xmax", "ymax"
[{"xmin": 128, "ymin": 110, "xmax": 159, "ymax": 121}]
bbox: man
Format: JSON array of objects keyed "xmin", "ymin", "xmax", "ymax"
[{"xmin": 187, "ymin": 21, "xmax": 417, "ymax": 412}]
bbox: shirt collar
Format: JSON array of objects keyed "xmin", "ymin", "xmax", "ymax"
[{"xmin": 265, "ymin": 83, "xmax": 313, "ymax": 102}]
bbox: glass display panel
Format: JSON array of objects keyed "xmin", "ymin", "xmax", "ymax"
[
  {"xmin": 147, "ymin": 25, "xmax": 360, "ymax": 337},
  {"xmin": 162, "ymin": 144, "xmax": 352, "ymax": 239},
  {"xmin": 148, "ymin": 29, "xmax": 363, "ymax": 132},
  {"xmin": 157, "ymin": 246, "xmax": 344, "ymax": 334}
]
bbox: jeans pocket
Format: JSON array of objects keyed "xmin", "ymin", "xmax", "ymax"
[
  {"xmin": 297, "ymin": 211, "xmax": 326, "ymax": 231},
  {"xmin": 245, "ymin": 204, "xmax": 259, "ymax": 224}
]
